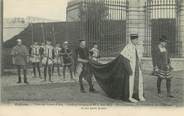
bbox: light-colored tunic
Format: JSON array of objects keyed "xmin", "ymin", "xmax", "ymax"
[
  {"xmin": 30, "ymin": 45, "xmax": 41, "ymax": 63},
  {"xmin": 53, "ymin": 47, "xmax": 62, "ymax": 64},
  {"xmin": 42, "ymin": 45, "xmax": 54, "ymax": 65},
  {"xmin": 90, "ymin": 48, "xmax": 100, "ymax": 61}
]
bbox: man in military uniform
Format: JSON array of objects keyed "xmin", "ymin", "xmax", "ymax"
[
  {"xmin": 52, "ymin": 43, "xmax": 62, "ymax": 76},
  {"xmin": 61, "ymin": 41, "xmax": 73, "ymax": 80},
  {"xmin": 29, "ymin": 42, "xmax": 41, "ymax": 78},
  {"xmin": 11, "ymin": 39, "xmax": 29, "ymax": 84},
  {"xmin": 76, "ymin": 40, "xmax": 96, "ymax": 93},
  {"xmin": 42, "ymin": 40, "xmax": 55, "ymax": 82}
]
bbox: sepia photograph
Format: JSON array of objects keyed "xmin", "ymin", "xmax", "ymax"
[{"xmin": 1, "ymin": 0, "xmax": 184, "ymax": 108}]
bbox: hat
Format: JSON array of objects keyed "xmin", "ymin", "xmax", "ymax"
[
  {"xmin": 159, "ymin": 35, "xmax": 167, "ymax": 42},
  {"xmin": 130, "ymin": 34, "xmax": 138, "ymax": 40},
  {"xmin": 64, "ymin": 41, "xmax": 69, "ymax": 44},
  {"xmin": 79, "ymin": 39, "xmax": 85, "ymax": 42}
]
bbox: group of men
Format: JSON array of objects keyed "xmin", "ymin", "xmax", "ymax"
[
  {"xmin": 10, "ymin": 33, "xmax": 174, "ymax": 103},
  {"xmin": 29, "ymin": 40, "xmax": 74, "ymax": 82},
  {"xmin": 11, "ymin": 39, "xmax": 100, "ymax": 92}
]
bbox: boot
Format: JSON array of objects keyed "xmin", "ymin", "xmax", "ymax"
[
  {"xmin": 166, "ymin": 79, "xmax": 174, "ymax": 98},
  {"xmin": 17, "ymin": 76, "xmax": 22, "ymax": 83},
  {"xmin": 23, "ymin": 70, "xmax": 29, "ymax": 84},
  {"xmin": 80, "ymin": 83, "xmax": 85, "ymax": 93}
]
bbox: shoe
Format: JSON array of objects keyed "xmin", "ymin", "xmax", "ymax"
[
  {"xmin": 24, "ymin": 81, "xmax": 29, "ymax": 84},
  {"xmin": 89, "ymin": 88, "xmax": 98, "ymax": 93},
  {"xmin": 167, "ymin": 94, "xmax": 175, "ymax": 98},
  {"xmin": 158, "ymin": 93, "xmax": 163, "ymax": 97},
  {"xmin": 80, "ymin": 89, "xmax": 86, "ymax": 93},
  {"xmin": 129, "ymin": 98, "xmax": 138, "ymax": 103},
  {"xmin": 49, "ymin": 80, "xmax": 53, "ymax": 83},
  {"xmin": 17, "ymin": 81, "xmax": 21, "ymax": 84},
  {"xmin": 139, "ymin": 97, "xmax": 146, "ymax": 102}
]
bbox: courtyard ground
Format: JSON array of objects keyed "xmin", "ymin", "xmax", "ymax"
[{"xmin": 1, "ymin": 69, "xmax": 184, "ymax": 106}]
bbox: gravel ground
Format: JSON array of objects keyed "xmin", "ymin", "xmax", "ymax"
[{"xmin": 1, "ymin": 69, "xmax": 184, "ymax": 106}]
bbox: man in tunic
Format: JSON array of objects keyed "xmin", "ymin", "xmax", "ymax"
[
  {"xmin": 11, "ymin": 39, "xmax": 29, "ymax": 84},
  {"xmin": 29, "ymin": 42, "xmax": 42, "ymax": 78},
  {"xmin": 39, "ymin": 42, "xmax": 45, "ymax": 65},
  {"xmin": 76, "ymin": 40, "xmax": 96, "ymax": 93},
  {"xmin": 61, "ymin": 41, "xmax": 73, "ymax": 80},
  {"xmin": 52, "ymin": 43, "xmax": 62, "ymax": 77},
  {"xmin": 156, "ymin": 35, "xmax": 174, "ymax": 98},
  {"xmin": 42, "ymin": 40, "xmax": 55, "ymax": 82},
  {"xmin": 120, "ymin": 34, "xmax": 146, "ymax": 103}
]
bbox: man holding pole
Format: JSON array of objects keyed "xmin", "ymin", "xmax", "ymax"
[{"xmin": 41, "ymin": 40, "xmax": 55, "ymax": 82}]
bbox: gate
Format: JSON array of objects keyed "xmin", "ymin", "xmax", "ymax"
[
  {"xmin": 79, "ymin": 0, "xmax": 128, "ymax": 57},
  {"xmin": 144, "ymin": 0, "xmax": 183, "ymax": 58}
]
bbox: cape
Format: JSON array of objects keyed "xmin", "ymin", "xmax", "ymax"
[{"xmin": 90, "ymin": 55, "xmax": 132, "ymax": 101}]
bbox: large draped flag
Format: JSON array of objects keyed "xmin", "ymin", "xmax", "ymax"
[{"xmin": 90, "ymin": 55, "xmax": 132, "ymax": 101}]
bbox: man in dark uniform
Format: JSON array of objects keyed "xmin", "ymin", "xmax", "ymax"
[
  {"xmin": 11, "ymin": 39, "xmax": 29, "ymax": 84},
  {"xmin": 29, "ymin": 42, "xmax": 42, "ymax": 78},
  {"xmin": 61, "ymin": 41, "xmax": 73, "ymax": 80},
  {"xmin": 76, "ymin": 40, "xmax": 96, "ymax": 93},
  {"xmin": 156, "ymin": 36, "xmax": 174, "ymax": 98}
]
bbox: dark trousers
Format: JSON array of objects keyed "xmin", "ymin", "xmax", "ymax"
[
  {"xmin": 63, "ymin": 65, "xmax": 73, "ymax": 79},
  {"xmin": 32, "ymin": 62, "xmax": 41, "ymax": 77},
  {"xmin": 17, "ymin": 65, "xmax": 28, "ymax": 83},
  {"xmin": 79, "ymin": 63, "xmax": 94, "ymax": 91},
  {"xmin": 52, "ymin": 64, "xmax": 61, "ymax": 76},
  {"xmin": 157, "ymin": 77, "xmax": 171, "ymax": 94},
  {"xmin": 44, "ymin": 64, "xmax": 52, "ymax": 81}
]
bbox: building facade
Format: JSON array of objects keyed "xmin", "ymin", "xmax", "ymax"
[{"xmin": 66, "ymin": 0, "xmax": 184, "ymax": 58}]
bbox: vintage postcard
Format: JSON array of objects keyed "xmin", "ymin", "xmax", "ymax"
[{"xmin": 1, "ymin": 0, "xmax": 184, "ymax": 115}]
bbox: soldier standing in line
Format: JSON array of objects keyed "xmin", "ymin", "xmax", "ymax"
[
  {"xmin": 11, "ymin": 39, "xmax": 29, "ymax": 84},
  {"xmin": 29, "ymin": 42, "xmax": 42, "ymax": 78},
  {"xmin": 61, "ymin": 41, "xmax": 73, "ymax": 81},
  {"xmin": 52, "ymin": 43, "xmax": 62, "ymax": 77},
  {"xmin": 39, "ymin": 42, "xmax": 45, "ymax": 65},
  {"xmin": 41, "ymin": 40, "xmax": 55, "ymax": 82}
]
